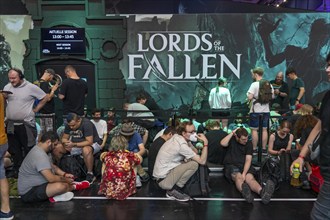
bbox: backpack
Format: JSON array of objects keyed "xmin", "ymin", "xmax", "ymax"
[
  {"xmin": 183, "ymin": 165, "xmax": 211, "ymax": 197},
  {"xmin": 59, "ymin": 154, "xmax": 87, "ymax": 181},
  {"xmin": 259, "ymin": 156, "xmax": 281, "ymax": 190},
  {"xmin": 256, "ymin": 79, "xmax": 273, "ymax": 104}
]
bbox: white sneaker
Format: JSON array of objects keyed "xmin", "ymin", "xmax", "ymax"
[
  {"xmin": 49, "ymin": 192, "xmax": 74, "ymax": 203},
  {"xmin": 136, "ymin": 175, "xmax": 142, "ymax": 188}
]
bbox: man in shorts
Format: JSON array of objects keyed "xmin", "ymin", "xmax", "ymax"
[
  {"xmin": 18, "ymin": 131, "xmax": 89, "ymax": 203},
  {"xmin": 221, "ymin": 127, "xmax": 275, "ymax": 204},
  {"xmin": 61, "ymin": 113, "xmax": 103, "ymax": 183}
]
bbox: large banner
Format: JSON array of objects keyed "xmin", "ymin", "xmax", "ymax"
[
  {"xmin": 0, "ymin": 15, "xmax": 32, "ymax": 89},
  {"xmin": 121, "ymin": 13, "xmax": 330, "ymax": 114}
]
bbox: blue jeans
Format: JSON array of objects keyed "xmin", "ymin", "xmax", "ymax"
[{"xmin": 311, "ymin": 180, "xmax": 330, "ymax": 220}]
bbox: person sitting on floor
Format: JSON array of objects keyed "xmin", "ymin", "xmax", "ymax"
[
  {"xmin": 98, "ymin": 135, "xmax": 142, "ymax": 200},
  {"xmin": 18, "ymin": 131, "xmax": 90, "ymax": 203},
  {"xmin": 109, "ymin": 119, "xmax": 149, "ymax": 146},
  {"xmin": 61, "ymin": 113, "xmax": 103, "ymax": 183},
  {"xmin": 221, "ymin": 127, "xmax": 275, "ymax": 204},
  {"xmin": 204, "ymin": 119, "xmax": 228, "ymax": 165},
  {"xmin": 90, "ymin": 108, "xmax": 108, "ymax": 150},
  {"xmin": 153, "ymin": 120, "xmax": 208, "ymax": 202},
  {"xmin": 267, "ymin": 120, "xmax": 294, "ymax": 182},
  {"xmin": 119, "ymin": 123, "xmax": 149, "ymax": 186},
  {"xmin": 148, "ymin": 126, "xmax": 176, "ymax": 176}
]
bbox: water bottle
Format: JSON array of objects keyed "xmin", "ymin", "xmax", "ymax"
[{"xmin": 290, "ymin": 163, "xmax": 302, "ymax": 187}]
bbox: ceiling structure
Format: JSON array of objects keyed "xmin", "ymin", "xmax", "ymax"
[{"xmin": 0, "ymin": 0, "xmax": 329, "ymax": 15}]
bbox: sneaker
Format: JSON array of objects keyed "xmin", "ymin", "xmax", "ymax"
[
  {"xmin": 166, "ymin": 189, "xmax": 190, "ymax": 202},
  {"xmin": 262, "ymin": 149, "xmax": 268, "ymax": 156},
  {"xmin": 253, "ymin": 149, "xmax": 258, "ymax": 156},
  {"xmin": 261, "ymin": 180, "xmax": 275, "ymax": 204},
  {"xmin": 136, "ymin": 175, "xmax": 142, "ymax": 188},
  {"xmin": 86, "ymin": 173, "xmax": 95, "ymax": 184},
  {"xmin": 241, "ymin": 182, "xmax": 254, "ymax": 203},
  {"xmin": 0, "ymin": 210, "xmax": 14, "ymax": 220},
  {"xmin": 73, "ymin": 180, "xmax": 90, "ymax": 190},
  {"xmin": 49, "ymin": 192, "xmax": 74, "ymax": 203},
  {"xmin": 140, "ymin": 173, "xmax": 150, "ymax": 183}
]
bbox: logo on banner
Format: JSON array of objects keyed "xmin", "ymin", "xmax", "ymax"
[{"xmin": 128, "ymin": 32, "xmax": 241, "ymax": 84}]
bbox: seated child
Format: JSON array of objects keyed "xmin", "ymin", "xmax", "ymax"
[{"xmin": 98, "ymin": 135, "xmax": 142, "ymax": 200}]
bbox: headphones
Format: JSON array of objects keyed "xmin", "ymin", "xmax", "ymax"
[{"xmin": 10, "ymin": 68, "xmax": 24, "ymax": 79}]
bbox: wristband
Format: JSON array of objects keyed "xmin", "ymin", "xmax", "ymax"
[
  {"xmin": 203, "ymin": 144, "xmax": 208, "ymax": 147},
  {"xmin": 63, "ymin": 172, "xmax": 67, "ymax": 177},
  {"xmin": 298, "ymin": 155, "xmax": 305, "ymax": 160},
  {"xmin": 296, "ymin": 99, "xmax": 300, "ymax": 101}
]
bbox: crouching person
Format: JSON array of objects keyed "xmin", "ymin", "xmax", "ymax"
[
  {"xmin": 18, "ymin": 131, "xmax": 90, "ymax": 203},
  {"xmin": 153, "ymin": 120, "xmax": 208, "ymax": 202},
  {"xmin": 221, "ymin": 127, "xmax": 275, "ymax": 204},
  {"xmin": 98, "ymin": 135, "xmax": 142, "ymax": 200}
]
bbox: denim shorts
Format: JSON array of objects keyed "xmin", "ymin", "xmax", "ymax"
[
  {"xmin": 70, "ymin": 142, "xmax": 102, "ymax": 155},
  {"xmin": 0, "ymin": 143, "xmax": 8, "ymax": 179},
  {"xmin": 249, "ymin": 112, "xmax": 270, "ymax": 129}
]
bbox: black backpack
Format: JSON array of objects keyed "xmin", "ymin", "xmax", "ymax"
[
  {"xmin": 59, "ymin": 154, "xmax": 87, "ymax": 181},
  {"xmin": 183, "ymin": 165, "xmax": 211, "ymax": 197},
  {"xmin": 259, "ymin": 157, "xmax": 281, "ymax": 190},
  {"xmin": 256, "ymin": 79, "xmax": 273, "ymax": 104}
]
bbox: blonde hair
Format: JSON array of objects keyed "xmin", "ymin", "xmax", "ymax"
[
  {"xmin": 297, "ymin": 104, "xmax": 313, "ymax": 116},
  {"xmin": 109, "ymin": 135, "xmax": 128, "ymax": 151}
]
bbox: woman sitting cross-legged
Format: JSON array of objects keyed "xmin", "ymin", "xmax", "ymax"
[{"xmin": 98, "ymin": 135, "xmax": 142, "ymax": 200}]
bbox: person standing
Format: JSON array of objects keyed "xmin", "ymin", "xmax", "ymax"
[
  {"xmin": 286, "ymin": 67, "xmax": 305, "ymax": 110},
  {"xmin": 291, "ymin": 52, "xmax": 330, "ymax": 220},
  {"xmin": 247, "ymin": 67, "xmax": 274, "ymax": 155},
  {"xmin": 4, "ymin": 68, "xmax": 48, "ymax": 176},
  {"xmin": 58, "ymin": 65, "xmax": 88, "ymax": 118},
  {"xmin": 35, "ymin": 68, "xmax": 59, "ymax": 135},
  {"xmin": 208, "ymin": 77, "xmax": 232, "ymax": 131},
  {"xmin": 0, "ymin": 91, "xmax": 14, "ymax": 219},
  {"xmin": 270, "ymin": 71, "xmax": 289, "ymax": 113}
]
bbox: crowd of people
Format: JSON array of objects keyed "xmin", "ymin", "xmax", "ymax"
[{"xmin": 0, "ymin": 53, "xmax": 330, "ymax": 219}]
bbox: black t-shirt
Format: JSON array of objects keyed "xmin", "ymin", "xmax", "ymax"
[
  {"xmin": 223, "ymin": 137, "xmax": 253, "ymax": 166},
  {"xmin": 59, "ymin": 78, "xmax": 88, "ymax": 115},
  {"xmin": 148, "ymin": 136, "xmax": 166, "ymax": 176},
  {"xmin": 205, "ymin": 130, "xmax": 227, "ymax": 164},
  {"xmin": 319, "ymin": 90, "xmax": 330, "ymax": 181},
  {"xmin": 64, "ymin": 118, "xmax": 101, "ymax": 145},
  {"xmin": 39, "ymin": 80, "xmax": 55, "ymax": 114},
  {"xmin": 270, "ymin": 80, "xmax": 289, "ymax": 108}
]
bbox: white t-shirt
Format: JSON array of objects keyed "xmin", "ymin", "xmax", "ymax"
[
  {"xmin": 90, "ymin": 119, "xmax": 107, "ymax": 139},
  {"xmin": 208, "ymin": 86, "xmax": 232, "ymax": 109},
  {"xmin": 127, "ymin": 103, "xmax": 155, "ymax": 122},
  {"xmin": 247, "ymin": 81, "xmax": 273, "ymax": 113},
  {"xmin": 153, "ymin": 134, "xmax": 196, "ymax": 178}
]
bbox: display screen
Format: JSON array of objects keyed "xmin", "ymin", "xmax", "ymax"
[{"xmin": 41, "ymin": 27, "xmax": 86, "ymax": 55}]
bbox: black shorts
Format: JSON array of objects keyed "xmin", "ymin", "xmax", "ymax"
[
  {"xmin": 20, "ymin": 183, "xmax": 49, "ymax": 203},
  {"xmin": 211, "ymin": 110, "xmax": 230, "ymax": 117},
  {"xmin": 224, "ymin": 164, "xmax": 257, "ymax": 183}
]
